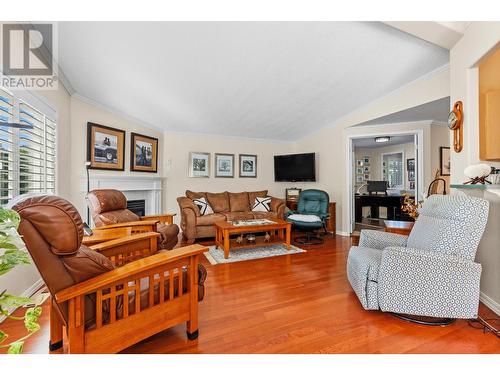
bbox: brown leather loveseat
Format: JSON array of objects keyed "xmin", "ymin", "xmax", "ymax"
[{"xmin": 177, "ymin": 190, "xmax": 286, "ymax": 243}]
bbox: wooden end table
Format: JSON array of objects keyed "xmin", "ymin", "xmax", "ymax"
[
  {"xmin": 384, "ymin": 220, "xmax": 414, "ymax": 236},
  {"xmin": 214, "ymin": 219, "xmax": 292, "ymax": 259}
]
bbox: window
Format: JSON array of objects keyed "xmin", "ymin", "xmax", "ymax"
[
  {"xmin": 382, "ymin": 152, "xmax": 403, "ymax": 189},
  {"xmin": 0, "ymin": 87, "xmax": 56, "ymax": 206}
]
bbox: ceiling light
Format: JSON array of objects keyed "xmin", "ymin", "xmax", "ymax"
[{"xmin": 375, "ymin": 136, "xmax": 391, "ymax": 143}]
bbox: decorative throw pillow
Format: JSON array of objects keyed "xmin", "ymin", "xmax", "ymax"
[
  {"xmin": 192, "ymin": 197, "xmax": 214, "ymax": 215},
  {"xmin": 252, "ymin": 196, "xmax": 271, "ymax": 212}
]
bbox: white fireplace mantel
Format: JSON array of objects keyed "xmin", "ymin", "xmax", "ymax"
[{"xmin": 80, "ymin": 175, "xmax": 164, "ymax": 217}]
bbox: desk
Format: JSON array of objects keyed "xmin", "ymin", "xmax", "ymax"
[{"xmin": 355, "ymin": 194, "xmax": 413, "ymax": 222}]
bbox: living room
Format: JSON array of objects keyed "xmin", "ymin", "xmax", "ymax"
[{"xmin": 0, "ymin": 1, "xmax": 499, "ymax": 372}]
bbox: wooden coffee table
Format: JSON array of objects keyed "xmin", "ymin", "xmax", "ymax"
[{"xmin": 214, "ymin": 219, "xmax": 292, "ymax": 259}]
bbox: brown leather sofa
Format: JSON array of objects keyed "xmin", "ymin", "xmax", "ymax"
[
  {"xmin": 177, "ymin": 190, "xmax": 286, "ymax": 243},
  {"xmin": 86, "ymin": 189, "xmax": 179, "ymax": 250},
  {"xmin": 13, "ymin": 195, "xmax": 207, "ymax": 353}
]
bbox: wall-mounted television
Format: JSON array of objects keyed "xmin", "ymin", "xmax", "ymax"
[{"xmin": 274, "ymin": 153, "xmax": 316, "ymax": 182}]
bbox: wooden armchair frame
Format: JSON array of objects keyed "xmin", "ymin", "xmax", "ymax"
[
  {"xmin": 50, "ymin": 232, "xmax": 207, "ymax": 353},
  {"xmin": 95, "ymin": 214, "xmax": 176, "ymax": 234}
]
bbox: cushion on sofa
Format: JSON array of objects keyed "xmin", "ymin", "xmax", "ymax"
[
  {"xmin": 196, "ymin": 213, "xmax": 227, "ymax": 226},
  {"xmin": 248, "ymin": 190, "xmax": 268, "ymax": 206},
  {"xmin": 228, "ymin": 192, "xmax": 250, "ymax": 211},
  {"xmin": 186, "ymin": 190, "xmax": 207, "ymax": 201},
  {"xmin": 206, "ymin": 192, "xmax": 230, "ymax": 213},
  {"xmin": 252, "ymin": 196, "xmax": 271, "ymax": 212},
  {"xmin": 192, "ymin": 197, "xmax": 214, "ymax": 215},
  {"xmin": 224, "ymin": 211, "xmax": 255, "ymax": 221}
]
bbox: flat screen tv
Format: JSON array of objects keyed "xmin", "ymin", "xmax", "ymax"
[{"xmin": 274, "ymin": 153, "xmax": 316, "ymax": 182}]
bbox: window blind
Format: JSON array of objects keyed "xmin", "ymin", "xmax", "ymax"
[{"xmin": 0, "ymin": 87, "xmax": 56, "ymax": 206}]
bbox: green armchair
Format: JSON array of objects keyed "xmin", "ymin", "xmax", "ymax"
[{"xmin": 285, "ymin": 189, "xmax": 330, "ymax": 245}]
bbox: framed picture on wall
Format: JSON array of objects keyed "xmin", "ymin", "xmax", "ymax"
[
  {"xmin": 363, "ymin": 156, "xmax": 371, "ymax": 165},
  {"xmin": 189, "ymin": 152, "xmax": 210, "ymax": 177},
  {"xmin": 363, "ymin": 166, "xmax": 370, "ymax": 173},
  {"xmin": 407, "ymin": 158, "xmax": 415, "ymax": 171},
  {"xmin": 239, "ymin": 154, "xmax": 257, "ymax": 177},
  {"xmin": 87, "ymin": 122, "xmax": 125, "ymax": 171},
  {"xmin": 408, "ymin": 170, "xmax": 415, "ymax": 181},
  {"xmin": 130, "ymin": 132, "xmax": 158, "ymax": 173},
  {"xmin": 356, "ymin": 175, "xmax": 364, "ymax": 183},
  {"xmin": 356, "ymin": 160, "xmax": 364, "ymax": 167},
  {"xmin": 356, "ymin": 167, "xmax": 363, "ymax": 174},
  {"xmin": 440, "ymin": 147, "xmax": 451, "ymax": 176},
  {"xmin": 409, "ymin": 181, "xmax": 415, "ymax": 190},
  {"xmin": 363, "ymin": 174, "xmax": 370, "ymax": 180},
  {"xmin": 215, "ymin": 153, "xmax": 234, "ymax": 177}
]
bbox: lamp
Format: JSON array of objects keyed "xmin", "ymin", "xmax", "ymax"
[{"xmin": 375, "ymin": 136, "xmax": 391, "ymax": 143}]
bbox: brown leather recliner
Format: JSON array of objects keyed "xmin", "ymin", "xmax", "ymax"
[
  {"xmin": 13, "ymin": 195, "xmax": 208, "ymax": 353},
  {"xmin": 86, "ymin": 189, "xmax": 179, "ymax": 250}
]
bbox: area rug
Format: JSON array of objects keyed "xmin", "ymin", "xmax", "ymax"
[{"xmin": 203, "ymin": 244, "xmax": 306, "ymax": 265}]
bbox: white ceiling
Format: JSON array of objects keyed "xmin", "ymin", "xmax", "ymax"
[
  {"xmin": 352, "ymin": 135, "xmax": 415, "ymax": 149},
  {"xmin": 355, "ymin": 97, "xmax": 450, "ymax": 127},
  {"xmin": 58, "ymin": 22, "xmax": 449, "ymax": 141}
]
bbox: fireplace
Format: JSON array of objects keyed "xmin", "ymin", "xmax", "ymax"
[{"xmin": 127, "ymin": 199, "xmax": 146, "ymax": 217}]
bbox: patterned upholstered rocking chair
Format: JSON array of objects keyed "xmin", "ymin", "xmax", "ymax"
[{"xmin": 347, "ymin": 195, "xmax": 489, "ymax": 325}]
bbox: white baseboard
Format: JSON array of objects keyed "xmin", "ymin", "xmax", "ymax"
[
  {"xmin": 336, "ymin": 231, "xmax": 350, "ymax": 237},
  {"xmin": 480, "ymin": 292, "xmax": 500, "ymax": 316},
  {"xmin": 0, "ymin": 278, "xmax": 44, "ymax": 324}
]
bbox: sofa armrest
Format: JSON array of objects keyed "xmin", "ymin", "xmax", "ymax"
[
  {"xmin": 378, "ymin": 246, "xmax": 482, "ymax": 319},
  {"xmin": 177, "ymin": 197, "xmax": 199, "ymax": 243},
  {"xmin": 269, "ymin": 196, "xmax": 286, "ymax": 219},
  {"xmin": 359, "ymin": 229, "xmax": 408, "ymax": 250},
  {"xmin": 177, "ymin": 197, "xmax": 200, "ymax": 217}
]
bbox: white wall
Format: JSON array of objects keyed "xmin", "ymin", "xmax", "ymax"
[
  {"xmin": 69, "ymin": 96, "xmax": 165, "ymax": 216},
  {"xmin": 163, "ymin": 134, "xmax": 293, "ymax": 224},
  {"xmin": 450, "ymin": 22, "xmax": 500, "ymax": 181},
  {"xmin": 450, "ymin": 22, "xmax": 500, "ymax": 313}
]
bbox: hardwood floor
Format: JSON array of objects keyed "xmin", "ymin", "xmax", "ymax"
[{"xmin": 2, "ymin": 233, "xmax": 499, "ymax": 354}]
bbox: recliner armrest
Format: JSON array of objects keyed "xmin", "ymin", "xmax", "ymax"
[{"xmin": 359, "ymin": 229, "xmax": 408, "ymax": 250}]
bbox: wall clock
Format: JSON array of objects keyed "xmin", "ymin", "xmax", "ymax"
[{"xmin": 448, "ymin": 101, "xmax": 463, "ymax": 152}]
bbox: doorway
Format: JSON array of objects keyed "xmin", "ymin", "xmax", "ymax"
[{"xmin": 349, "ymin": 133, "xmax": 419, "ymax": 233}]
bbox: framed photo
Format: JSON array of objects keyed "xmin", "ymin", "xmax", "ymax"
[
  {"xmin": 363, "ymin": 156, "xmax": 371, "ymax": 165},
  {"xmin": 356, "ymin": 167, "xmax": 363, "ymax": 174},
  {"xmin": 356, "ymin": 175, "xmax": 364, "ymax": 183},
  {"xmin": 87, "ymin": 122, "xmax": 125, "ymax": 171},
  {"xmin": 215, "ymin": 153, "xmax": 234, "ymax": 178},
  {"xmin": 408, "ymin": 170, "xmax": 415, "ymax": 181},
  {"xmin": 130, "ymin": 133, "xmax": 158, "ymax": 173},
  {"xmin": 239, "ymin": 154, "xmax": 257, "ymax": 178},
  {"xmin": 407, "ymin": 158, "xmax": 415, "ymax": 171},
  {"xmin": 363, "ymin": 166, "xmax": 370, "ymax": 173},
  {"xmin": 363, "ymin": 174, "xmax": 370, "ymax": 180},
  {"xmin": 409, "ymin": 181, "xmax": 415, "ymax": 190},
  {"xmin": 440, "ymin": 147, "xmax": 451, "ymax": 176},
  {"xmin": 189, "ymin": 152, "xmax": 210, "ymax": 177},
  {"xmin": 356, "ymin": 160, "xmax": 364, "ymax": 167}
]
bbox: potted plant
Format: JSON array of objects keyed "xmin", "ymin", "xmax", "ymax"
[{"xmin": 0, "ymin": 207, "xmax": 42, "ymax": 354}]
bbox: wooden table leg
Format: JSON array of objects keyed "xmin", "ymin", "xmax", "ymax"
[
  {"xmin": 223, "ymin": 229, "xmax": 230, "ymax": 259},
  {"xmin": 285, "ymin": 224, "xmax": 291, "ymax": 250},
  {"xmin": 215, "ymin": 227, "xmax": 220, "ymax": 249}
]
